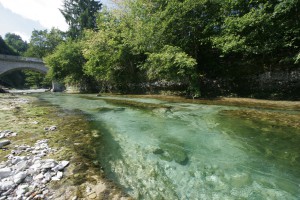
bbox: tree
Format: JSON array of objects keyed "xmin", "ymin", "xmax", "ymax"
[
  {"xmin": 82, "ymin": 8, "xmax": 147, "ymax": 93},
  {"xmin": 0, "ymin": 36, "xmax": 18, "ymax": 55},
  {"xmin": 46, "ymin": 0, "xmax": 299, "ymax": 97},
  {"xmin": 22, "ymin": 28, "xmax": 65, "ymax": 89},
  {"xmin": 45, "ymin": 40, "xmax": 87, "ymax": 84},
  {"xmin": 23, "ymin": 70, "xmax": 51, "ymax": 89},
  {"xmin": 212, "ymin": 0, "xmax": 300, "ymax": 74},
  {"xmin": 60, "ymin": 0, "xmax": 102, "ymax": 39},
  {"xmin": 142, "ymin": 45, "xmax": 199, "ymax": 96},
  {"xmin": 4, "ymin": 33, "xmax": 28, "ymax": 55},
  {"xmin": 24, "ymin": 28, "xmax": 65, "ymax": 58}
]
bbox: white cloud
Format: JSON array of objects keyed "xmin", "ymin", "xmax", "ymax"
[{"xmin": 0, "ymin": 0, "xmax": 68, "ymax": 31}]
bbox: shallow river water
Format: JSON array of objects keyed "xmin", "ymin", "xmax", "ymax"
[{"xmin": 36, "ymin": 93, "xmax": 300, "ymax": 199}]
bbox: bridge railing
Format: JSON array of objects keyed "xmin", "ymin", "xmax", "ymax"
[{"xmin": 0, "ymin": 54, "xmax": 43, "ymax": 63}]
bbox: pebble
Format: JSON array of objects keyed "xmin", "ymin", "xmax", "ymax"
[
  {"xmin": 0, "ymin": 139, "xmax": 69, "ymax": 199},
  {"xmin": 88, "ymin": 192, "xmax": 97, "ymax": 199},
  {"xmin": 44, "ymin": 126, "xmax": 57, "ymax": 131}
]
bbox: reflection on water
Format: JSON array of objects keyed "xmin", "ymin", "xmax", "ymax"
[{"xmin": 37, "ymin": 93, "xmax": 300, "ymax": 199}]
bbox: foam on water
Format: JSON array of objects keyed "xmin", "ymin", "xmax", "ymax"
[{"xmin": 37, "ymin": 93, "xmax": 300, "ymax": 199}]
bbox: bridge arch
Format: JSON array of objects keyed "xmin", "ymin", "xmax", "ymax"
[
  {"xmin": 0, "ymin": 54, "xmax": 64, "ymax": 92},
  {"xmin": 0, "ymin": 54, "xmax": 48, "ymax": 77}
]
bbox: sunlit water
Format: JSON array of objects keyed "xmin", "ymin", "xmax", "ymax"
[{"xmin": 36, "ymin": 93, "xmax": 300, "ymax": 199}]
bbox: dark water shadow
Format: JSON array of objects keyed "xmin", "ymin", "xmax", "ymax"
[{"xmin": 88, "ymin": 120, "xmax": 133, "ymax": 194}]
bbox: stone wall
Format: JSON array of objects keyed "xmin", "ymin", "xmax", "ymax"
[{"xmin": 200, "ymin": 69, "xmax": 300, "ymax": 100}]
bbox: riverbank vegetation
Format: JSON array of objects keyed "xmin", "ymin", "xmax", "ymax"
[{"xmin": 1, "ymin": 0, "xmax": 299, "ymax": 99}]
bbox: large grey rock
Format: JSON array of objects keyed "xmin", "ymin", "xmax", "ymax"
[
  {"xmin": 0, "ymin": 168, "xmax": 12, "ymax": 179},
  {"xmin": 41, "ymin": 159, "xmax": 57, "ymax": 169},
  {"xmin": 13, "ymin": 172, "xmax": 27, "ymax": 184},
  {"xmin": 0, "ymin": 140, "xmax": 10, "ymax": 148},
  {"xmin": 11, "ymin": 156, "xmax": 27, "ymax": 165},
  {"xmin": 52, "ymin": 160, "xmax": 69, "ymax": 172},
  {"xmin": 0, "ymin": 181, "xmax": 14, "ymax": 191},
  {"xmin": 15, "ymin": 184, "xmax": 29, "ymax": 197},
  {"xmin": 13, "ymin": 160, "xmax": 29, "ymax": 173}
]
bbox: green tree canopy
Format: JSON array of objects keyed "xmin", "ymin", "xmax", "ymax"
[
  {"xmin": 0, "ymin": 36, "xmax": 18, "ymax": 55},
  {"xmin": 45, "ymin": 0, "xmax": 300, "ymax": 97},
  {"xmin": 24, "ymin": 28, "xmax": 65, "ymax": 58},
  {"xmin": 60, "ymin": 0, "xmax": 102, "ymax": 39},
  {"xmin": 45, "ymin": 40, "xmax": 86, "ymax": 83},
  {"xmin": 4, "ymin": 33, "xmax": 28, "ymax": 55},
  {"xmin": 213, "ymin": 0, "xmax": 300, "ymax": 74}
]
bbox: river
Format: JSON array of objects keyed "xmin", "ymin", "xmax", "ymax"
[{"xmin": 34, "ymin": 93, "xmax": 300, "ymax": 199}]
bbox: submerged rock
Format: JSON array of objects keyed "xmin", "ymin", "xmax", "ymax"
[
  {"xmin": 93, "ymin": 107, "xmax": 126, "ymax": 112},
  {"xmin": 229, "ymin": 172, "xmax": 251, "ymax": 187},
  {"xmin": 153, "ymin": 148, "xmax": 164, "ymax": 155},
  {"xmin": 156, "ymin": 143, "xmax": 189, "ymax": 165}
]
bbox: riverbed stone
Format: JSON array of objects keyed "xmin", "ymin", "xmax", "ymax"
[
  {"xmin": 44, "ymin": 126, "xmax": 57, "ymax": 131},
  {"xmin": 158, "ymin": 143, "xmax": 189, "ymax": 165},
  {"xmin": 15, "ymin": 184, "xmax": 29, "ymax": 196},
  {"xmin": 0, "ymin": 130, "xmax": 17, "ymax": 139},
  {"xmin": 0, "ymin": 168, "xmax": 12, "ymax": 179},
  {"xmin": 0, "ymin": 140, "xmax": 10, "ymax": 148},
  {"xmin": 88, "ymin": 192, "xmax": 97, "ymax": 199},
  {"xmin": 56, "ymin": 171, "xmax": 63, "ymax": 179},
  {"xmin": 0, "ymin": 181, "xmax": 15, "ymax": 191},
  {"xmin": 13, "ymin": 172, "xmax": 27, "ymax": 184},
  {"xmin": 52, "ymin": 160, "xmax": 69, "ymax": 172},
  {"xmin": 41, "ymin": 159, "xmax": 57, "ymax": 169},
  {"xmin": 0, "ymin": 139, "xmax": 69, "ymax": 199},
  {"xmin": 11, "ymin": 156, "xmax": 27, "ymax": 165},
  {"xmin": 230, "ymin": 172, "xmax": 251, "ymax": 187}
]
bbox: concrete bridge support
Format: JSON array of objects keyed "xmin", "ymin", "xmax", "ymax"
[{"xmin": 51, "ymin": 81, "xmax": 65, "ymax": 92}]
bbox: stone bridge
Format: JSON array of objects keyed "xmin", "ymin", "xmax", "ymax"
[
  {"xmin": 0, "ymin": 54, "xmax": 63, "ymax": 91},
  {"xmin": 0, "ymin": 54, "xmax": 48, "ymax": 75}
]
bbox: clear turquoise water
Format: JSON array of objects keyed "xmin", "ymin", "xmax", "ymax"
[{"xmin": 37, "ymin": 93, "xmax": 300, "ymax": 199}]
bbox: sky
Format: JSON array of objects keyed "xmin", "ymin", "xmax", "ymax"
[{"xmin": 0, "ymin": 0, "xmax": 114, "ymax": 42}]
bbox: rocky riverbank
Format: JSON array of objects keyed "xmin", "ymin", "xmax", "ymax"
[
  {"xmin": 0, "ymin": 94, "xmax": 130, "ymax": 200},
  {"xmin": 0, "ymin": 138, "xmax": 69, "ymax": 199}
]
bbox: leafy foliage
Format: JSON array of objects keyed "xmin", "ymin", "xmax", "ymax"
[
  {"xmin": 24, "ymin": 28, "xmax": 65, "ymax": 58},
  {"xmin": 143, "ymin": 45, "xmax": 197, "ymax": 82},
  {"xmin": 23, "ymin": 70, "xmax": 51, "ymax": 88},
  {"xmin": 213, "ymin": 0, "xmax": 300, "ymax": 73},
  {"xmin": 4, "ymin": 33, "xmax": 28, "ymax": 55},
  {"xmin": 45, "ymin": 40, "xmax": 86, "ymax": 84},
  {"xmin": 43, "ymin": 0, "xmax": 300, "ymax": 97},
  {"xmin": 82, "ymin": 9, "xmax": 145, "ymax": 92},
  {"xmin": 0, "ymin": 36, "xmax": 18, "ymax": 55}
]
